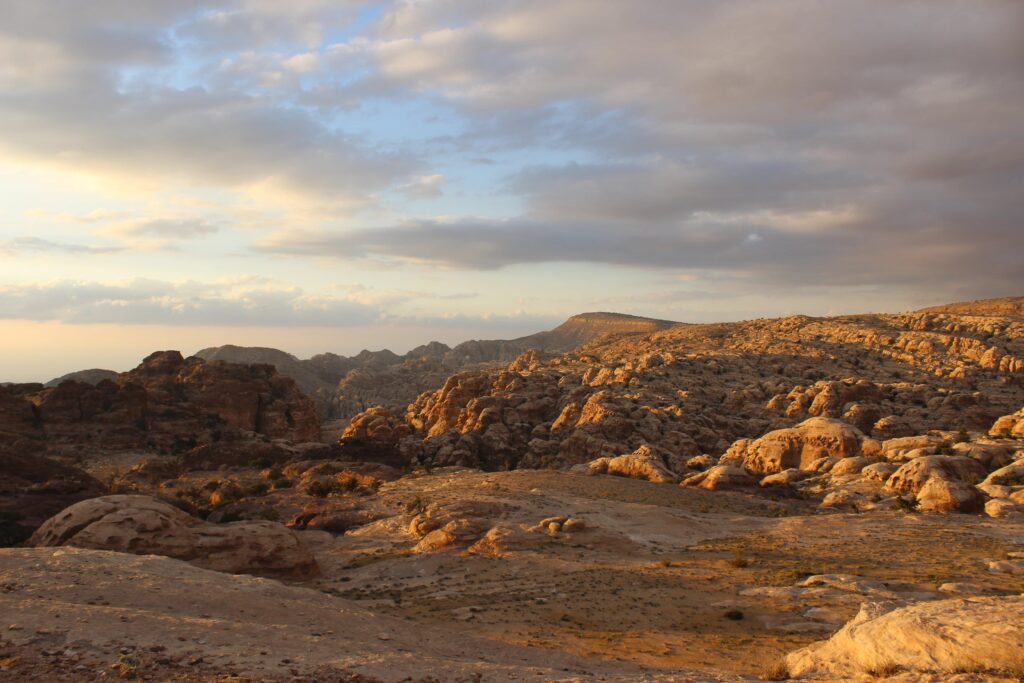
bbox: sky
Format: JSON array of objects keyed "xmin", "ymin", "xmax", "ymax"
[{"xmin": 1, "ymin": 0, "xmax": 1022, "ymax": 382}]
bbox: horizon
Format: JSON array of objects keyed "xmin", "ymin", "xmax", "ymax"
[
  {"xmin": 5, "ymin": 293, "xmax": 1016, "ymax": 384},
  {"xmin": 2, "ymin": 1, "xmax": 1022, "ymax": 381}
]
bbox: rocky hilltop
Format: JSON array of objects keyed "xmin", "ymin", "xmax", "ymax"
[
  {"xmin": 44, "ymin": 369, "xmax": 119, "ymax": 388},
  {"xmin": 344, "ymin": 298, "xmax": 1024, "ymax": 477},
  {"xmin": 197, "ymin": 312, "xmax": 677, "ymax": 423}
]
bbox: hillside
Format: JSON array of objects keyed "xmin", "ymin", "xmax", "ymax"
[
  {"xmin": 195, "ymin": 312, "xmax": 678, "ymax": 423},
  {"xmin": 916, "ymin": 295, "xmax": 1024, "ymax": 318}
]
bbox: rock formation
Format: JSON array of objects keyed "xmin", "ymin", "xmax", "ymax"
[
  {"xmin": 785, "ymin": 597, "xmax": 1024, "ymax": 679},
  {"xmin": 30, "ymin": 495, "xmax": 319, "ymax": 579}
]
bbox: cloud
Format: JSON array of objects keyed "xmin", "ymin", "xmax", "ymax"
[
  {"xmin": 2, "ymin": 0, "xmax": 1022, "ymax": 305},
  {"xmin": 399, "ymin": 174, "xmax": 445, "ymax": 199},
  {"xmin": 0, "ymin": 2, "xmax": 413, "ymax": 213},
  {"xmin": 0, "ymin": 278, "xmax": 384, "ymax": 326},
  {"xmin": 1, "ymin": 237, "xmax": 124, "ymax": 256},
  {"xmin": 99, "ymin": 218, "xmax": 221, "ymax": 242},
  {"xmin": 0, "ymin": 276, "xmax": 484, "ymax": 327}
]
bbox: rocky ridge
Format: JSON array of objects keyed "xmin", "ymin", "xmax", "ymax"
[
  {"xmin": 196, "ymin": 312, "xmax": 677, "ymax": 421},
  {"xmin": 352, "ymin": 302, "xmax": 1024, "ymax": 472}
]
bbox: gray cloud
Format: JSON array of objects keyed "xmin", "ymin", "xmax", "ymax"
[
  {"xmin": 0, "ymin": 2, "xmax": 412, "ymax": 209},
  {"xmin": 260, "ymin": 0, "xmax": 1023, "ymax": 297},
  {"xmin": 2, "ymin": 0, "xmax": 1022, "ymax": 304}
]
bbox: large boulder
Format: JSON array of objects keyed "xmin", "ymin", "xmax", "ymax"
[
  {"xmin": 579, "ymin": 445, "xmax": 678, "ymax": 483},
  {"xmin": 785, "ymin": 597, "xmax": 1024, "ymax": 679},
  {"xmin": 885, "ymin": 455, "xmax": 987, "ymax": 496},
  {"xmin": 680, "ymin": 465, "xmax": 756, "ymax": 491},
  {"xmin": 915, "ymin": 476, "xmax": 986, "ymax": 513},
  {"xmin": 30, "ymin": 495, "xmax": 318, "ymax": 579},
  {"xmin": 724, "ymin": 418, "xmax": 869, "ymax": 475}
]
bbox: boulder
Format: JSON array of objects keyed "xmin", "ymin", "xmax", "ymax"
[
  {"xmin": 860, "ymin": 461, "xmax": 898, "ymax": 483},
  {"xmin": 982, "ymin": 460, "xmax": 1024, "ymax": 487},
  {"xmin": 728, "ymin": 418, "xmax": 867, "ymax": 475},
  {"xmin": 915, "ymin": 476, "xmax": 985, "ymax": 513},
  {"xmin": 985, "ymin": 498, "xmax": 1024, "ymax": 519},
  {"xmin": 829, "ymin": 456, "xmax": 876, "ymax": 477},
  {"xmin": 885, "ymin": 455, "xmax": 987, "ymax": 496},
  {"xmin": 681, "ymin": 465, "xmax": 756, "ymax": 491},
  {"xmin": 785, "ymin": 597, "xmax": 1024, "ymax": 679},
  {"xmin": 990, "ymin": 407, "xmax": 1024, "ymax": 438},
  {"xmin": 583, "ymin": 445, "xmax": 677, "ymax": 483},
  {"xmin": 30, "ymin": 495, "xmax": 318, "ymax": 579},
  {"xmin": 760, "ymin": 469, "xmax": 810, "ymax": 487}
]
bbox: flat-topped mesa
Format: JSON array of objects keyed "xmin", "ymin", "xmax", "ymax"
[
  {"xmin": 518, "ymin": 312, "xmax": 678, "ymax": 353},
  {"xmin": 914, "ymin": 295, "xmax": 1024, "ymax": 318}
]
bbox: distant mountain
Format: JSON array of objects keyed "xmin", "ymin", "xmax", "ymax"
[
  {"xmin": 915, "ymin": 296, "xmax": 1024, "ymax": 318},
  {"xmin": 195, "ymin": 312, "xmax": 678, "ymax": 422},
  {"xmin": 45, "ymin": 369, "xmax": 119, "ymax": 388},
  {"xmin": 513, "ymin": 312, "xmax": 677, "ymax": 353}
]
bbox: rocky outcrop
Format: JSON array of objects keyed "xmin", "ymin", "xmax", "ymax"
[
  {"xmin": 30, "ymin": 495, "xmax": 318, "ymax": 579},
  {"xmin": 197, "ymin": 313, "xmax": 676, "ymax": 422},
  {"xmin": 785, "ymin": 597, "xmax": 1024, "ymax": 679},
  {"xmin": 578, "ymin": 445, "xmax": 678, "ymax": 483},
  {"xmin": 884, "ymin": 455, "xmax": 986, "ymax": 495},
  {"xmin": 44, "ymin": 368, "xmax": 119, "ymax": 388},
  {"xmin": 681, "ymin": 465, "xmax": 756, "ymax": 491},
  {"xmin": 351, "ymin": 303, "xmax": 1024, "ymax": 477},
  {"xmin": 23, "ymin": 351, "xmax": 320, "ymax": 455},
  {"xmin": 990, "ymin": 407, "xmax": 1024, "ymax": 438},
  {"xmin": 721, "ymin": 418, "xmax": 870, "ymax": 475}
]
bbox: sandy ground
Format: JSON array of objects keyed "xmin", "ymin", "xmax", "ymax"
[{"xmin": 4, "ymin": 469, "xmax": 1023, "ymax": 681}]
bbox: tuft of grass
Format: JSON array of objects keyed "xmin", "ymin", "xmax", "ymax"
[
  {"xmin": 866, "ymin": 663, "xmax": 903, "ymax": 679},
  {"xmin": 305, "ymin": 480, "xmax": 341, "ymax": 498},
  {"xmin": 761, "ymin": 659, "xmax": 790, "ymax": 681}
]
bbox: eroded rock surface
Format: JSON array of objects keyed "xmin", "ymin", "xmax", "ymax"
[{"xmin": 30, "ymin": 495, "xmax": 319, "ymax": 579}]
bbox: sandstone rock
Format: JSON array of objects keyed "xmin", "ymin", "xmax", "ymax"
[
  {"xmin": 562, "ymin": 518, "xmax": 587, "ymax": 532},
  {"xmin": 760, "ymin": 469, "xmax": 810, "ymax": 487},
  {"xmin": 985, "ymin": 498, "xmax": 1024, "ymax": 518},
  {"xmin": 30, "ymin": 495, "xmax": 318, "ymax": 579},
  {"xmin": 593, "ymin": 445, "xmax": 678, "ymax": 483},
  {"xmin": 785, "ymin": 597, "xmax": 1024, "ymax": 679},
  {"xmin": 884, "ymin": 455, "xmax": 987, "ymax": 496},
  {"xmin": 340, "ymin": 406, "xmax": 411, "ymax": 444},
  {"xmin": 990, "ymin": 407, "xmax": 1024, "ymax": 437},
  {"xmin": 685, "ymin": 454, "xmax": 715, "ymax": 471},
  {"xmin": 680, "ymin": 465, "xmax": 756, "ymax": 491},
  {"xmin": 982, "ymin": 460, "xmax": 1024, "ymax": 487},
  {"xmin": 828, "ymin": 456, "xmax": 876, "ymax": 476},
  {"xmin": 467, "ymin": 525, "xmax": 547, "ymax": 557},
  {"xmin": 872, "ymin": 415, "xmax": 916, "ymax": 440},
  {"xmin": 860, "ymin": 461, "xmax": 898, "ymax": 483},
  {"xmin": 915, "ymin": 476, "xmax": 985, "ymax": 513},
  {"xmin": 728, "ymin": 418, "xmax": 867, "ymax": 475}
]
